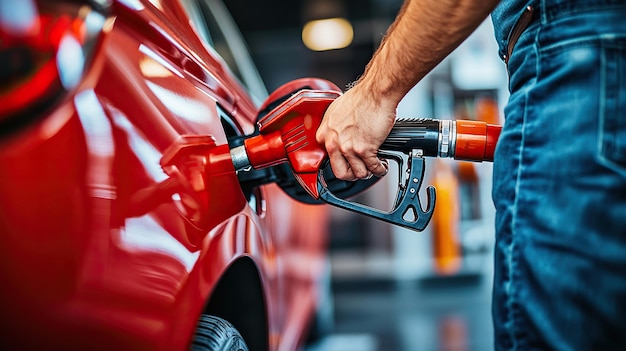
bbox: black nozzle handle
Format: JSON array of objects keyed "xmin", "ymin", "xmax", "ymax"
[{"xmin": 317, "ymin": 153, "xmax": 436, "ymax": 232}]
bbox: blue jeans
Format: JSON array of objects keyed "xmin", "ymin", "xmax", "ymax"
[{"xmin": 491, "ymin": 1, "xmax": 626, "ymax": 350}]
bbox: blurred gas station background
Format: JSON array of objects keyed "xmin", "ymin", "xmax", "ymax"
[{"xmin": 225, "ymin": 1, "xmax": 509, "ymax": 350}]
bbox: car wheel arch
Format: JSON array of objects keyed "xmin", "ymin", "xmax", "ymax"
[{"xmin": 200, "ymin": 256, "xmax": 268, "ymax": 351}]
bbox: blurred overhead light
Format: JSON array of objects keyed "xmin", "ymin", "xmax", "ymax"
[{"xmin": 302, "ymin": 17, "xmax": 353, "ymax": 51}]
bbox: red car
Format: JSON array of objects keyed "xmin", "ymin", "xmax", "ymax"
[{"xmin": 0, "ymin": 0, "xmax": 373, "ymax": 350}]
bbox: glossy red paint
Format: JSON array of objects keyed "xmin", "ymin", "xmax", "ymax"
[{"xmin": 0, "ymin": 1, "xmax": 330, "ymax": 350}]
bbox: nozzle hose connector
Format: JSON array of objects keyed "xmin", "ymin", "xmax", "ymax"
[
  {"xmin": 382, "ymin": 118, "xmax": 500, "ymax": 162},
  {"xmin": 437, "ymin": 119, "xmax": 456, "ymax": 158}
]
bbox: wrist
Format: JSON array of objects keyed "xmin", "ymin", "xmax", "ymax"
[{"xmin": 353, "ymin": 74, "xmax": 403, "ymax": 112}]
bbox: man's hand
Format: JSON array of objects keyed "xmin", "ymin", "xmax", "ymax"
[{"xmin": 316, "ymin": 85, "xmax": 395, "ymax": 181}]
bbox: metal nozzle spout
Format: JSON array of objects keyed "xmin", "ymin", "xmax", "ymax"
[{"xmin": 230, "ymin": 145, "xmax": 251, "ymax": 171}]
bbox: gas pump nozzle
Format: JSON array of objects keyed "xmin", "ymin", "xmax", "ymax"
[{"xmin": 227, "ymin": 86, "xmax": 501, "ymax": 232}]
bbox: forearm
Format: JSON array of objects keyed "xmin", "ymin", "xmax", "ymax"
[{"xmin": 357, "ymin": 0, "xmax": 501, "ymax": 105}]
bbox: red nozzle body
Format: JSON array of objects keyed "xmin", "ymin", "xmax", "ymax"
[{"xmin": 232, "ymin": 89, "xmax": 341, "ymax": 199}]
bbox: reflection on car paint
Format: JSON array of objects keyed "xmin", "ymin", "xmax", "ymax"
[
  {"xmin": 57, "ymin": 35, "xmax": 85, "ymax": 89},
  {"xmin": 146, "ymin": 81, "xmax": 211, "ymax": 124},
  {"xmin": 121, "ymin": 215, "xmax": 200, "ymax": 272},
  {"xmin": 75, "ymin": 89, "xmax": 116, "ymax": 199},
  {"xmin": 139, "ymin": 44, "xmax": 183, "ymax": 78},
  {"xmin": 117, "ymin": 0, "xmax": 144, "ymax": 11},
  {"xmin": 110, "ymin": 106, "xmax": 168, "ymax": 182}
]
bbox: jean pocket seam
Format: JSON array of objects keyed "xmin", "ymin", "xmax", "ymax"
[{"xmin": 598, "ymin": 41, "xmax": 626, "ymax": 175}]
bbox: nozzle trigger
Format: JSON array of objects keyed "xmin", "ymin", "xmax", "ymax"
[{"xmin": 317, "ymin": 152, "xmax": 436, "ymax": 232}]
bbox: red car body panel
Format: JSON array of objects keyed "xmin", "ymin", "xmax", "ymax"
[{"xmin": 0, "ymin": 1, "xmax": 329, "ymax": 350}]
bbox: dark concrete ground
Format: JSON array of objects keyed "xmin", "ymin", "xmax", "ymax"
[{"xmin": 306, "ymin": 252, "xmax": 494, "ymax": 351}]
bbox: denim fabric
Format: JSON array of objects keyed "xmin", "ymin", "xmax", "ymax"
[{"xmin": 491, "ymin": 1, "xmax": 626, "ymax": 350}]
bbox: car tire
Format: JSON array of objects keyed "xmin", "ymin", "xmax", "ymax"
[{"xmin": 191, "ymin": 314, "xmax": 249, "ymax": 351}]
